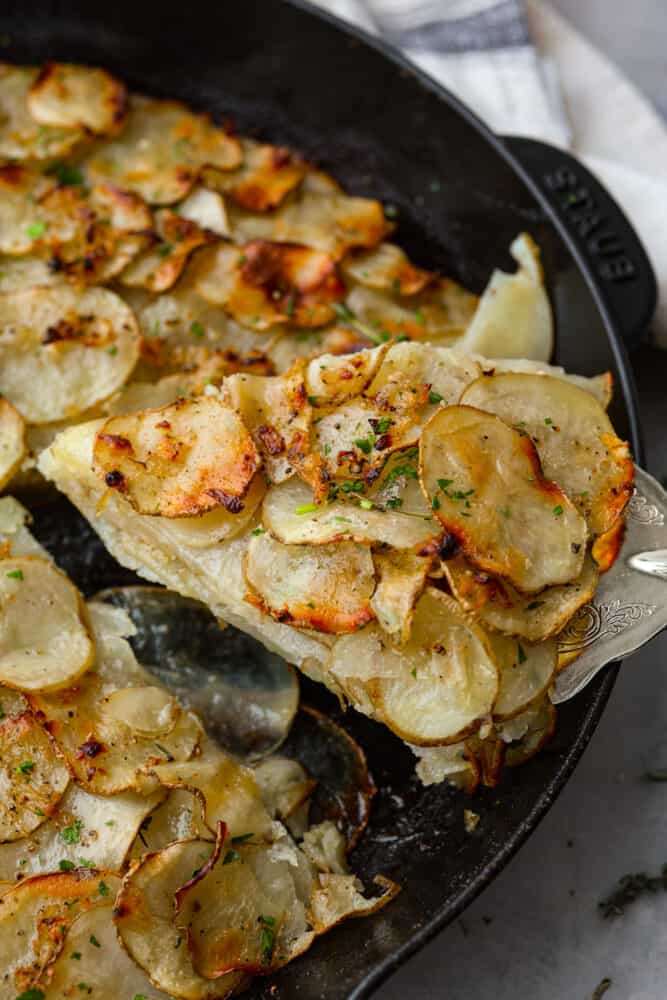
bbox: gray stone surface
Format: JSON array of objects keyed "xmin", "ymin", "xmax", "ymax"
[{"xmin": 383, "ymin": 4, "xmax": 667, "ymax": 997}]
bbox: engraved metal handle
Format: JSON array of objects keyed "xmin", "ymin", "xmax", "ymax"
[{"xmin": 552, "ymin": 466, "xmax": 667, "ymax": 703}]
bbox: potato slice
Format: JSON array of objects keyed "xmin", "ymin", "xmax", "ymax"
[
  {"xmin": 0, "ymin": 869, "xmax": 118, "ymax": 994},
  {"xmin": 0, "ymin": 255, "xmax": 63, "ymax": 292},
  {"xmin": 93, "ymin": 396, "xmax": 260, "ymax": 517},
  {"xmin": 261, "ymin": 473, "xmax": 437, "ymax": 550},
  {"xmin": 86, "ymin": 95, "xmax": 241, "ymax": 204},
  {"xmin": 128, "ymin": 788, "xmax": 206, "ymax": 859},
  {"xmin": 0, "ymin": 286, "xmax": 140, "ymax": 423},
  {"xmin": 461, "ymin": 372, "xmax": 633, "ymax": 536},
  {"xmin": 445, "ymin": 553, "xmax": 599, "ymax": 641},
  {"xmin": 0, "ymin": 63, "xmax": 84, "ymax": 160},
  {"xmin": 0, "ymin": 397, "xmax": 25, "ymax": 489},
  {"xmin": 332, "ymin": 589, "xmax": 498, "ymax": 745},
  {"xmin": 501, "ymin": 697, "xmax": 557, "ymax": 767},
  {"xmin": 370, "ymin": 550, "xmax": 430, "ymax": 642},
  {"xmin": 176, "ymin": 185, "xmax": 230, "ymax": 236},
  {"xmin": 114, "ymin": 837, "xmax": 246, "ymax": 999},
  {"xmin": 27, "ymin": 62, "xmax": 128, "ymax": 134},
  {"xmin": 203, "ymin": 137, "xmax": 308, "ymax": 211},
  {"xmin": 153, "ymin": 470, "xmax": 266, "ymax": 549},
  {"xmin": 0, "ymin": 710, "xmax": 69, "ymax": 842},
  {"xmin": 193, "ymin": 239, "xmax": 345, "ymax": 330},
  {"xmin": 253, "ymin": 757, "xmax": 316, "ymax": 822},
  {"xmin": 366, "ymin": 341, "xmax": 481, "ymax": 411},
  {"xmin": 489, "ymin": 634, "xmax": 557, "ymax": 720},
  {"xmin": 225, "ymin": 365, "xmax": 311, "ymax": 483},
  {"xmin": 175, "ymin": 830, "xmax": 315, "ymax": 977},
  {"xmin": 36, "ymin": 902, "xmax": 165, "ymax": 999},
  {"xmin": 228, "ymin": 172, "xmax": 389, "ymax": 259},
  {"xmin": 482, "ymin": 356, "xmax": 613, "ymax": 408},
  {"xmin": 345, "ymin": 277, "xmax": 478, "ymax": 343},
  {"xmin": 411, "ymin": 743, "xmax": 480, "ymax": 791},
  {"xmin": 458, "ymin": 233, "xmax": 553, "ymax": 360},
  {"xmin": 592, "ymin": 516, "xmax": 625, "ymax": 573},
  {"xmin": 309, "ymin": 873, "xmax": 399, "ymax": 933},
  {"xmin": 120, "ymin": 207, "xmax": 214, "ymax": 292},
  {"xmin": 343, "ymin": 242, "xmax": 433, "ymax": 296},
  {"xmin": 245, "ymin": 532, "xmax": 375, "ymax": 634},
  {"xmin": 0, "ymin": 557, "xmax": 93, "ymax": 692},
  {"xmin": 0, "ymin": 164, "xmax": 81, "ymax": 256},
  {"xmin": 0, "ymin": 496, "xmax": 49, "ymax": 558},
  {"xmin": 0, "ymin": 783, "xmax": 162, "ymax": 883},
  {"xmin": 306, "ymin": 343, "xmax": 388, "ymax": 407},
  {"xmin": 420, "ymin": 406, "xmax": 587, "ymax": 592}
]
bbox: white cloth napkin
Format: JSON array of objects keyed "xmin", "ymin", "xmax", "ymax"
[{"xmin": 309, "ymin": 0, "xmax": 667, "ymax": 346}]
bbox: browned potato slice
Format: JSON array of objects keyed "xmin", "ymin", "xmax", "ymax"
[
  {"xmin": 86, "ymin": 95, "xmax": 242, "ymax": 204},
  {"xmin": 0, "ymin": 63, "xmax": 84, "ymax": 160},
  {"xmin": 309, "ymin": 873, "xmax": 399, "ymax": 933},
  {"xmin": 444, "ymin": 553, "xmax": 599, "ymax": 641},
  {"xmin": 114, "ymin": 838, "xmax": 246, "ymax": 999},
  {"xmin": 411, "ymin": 743, "xmax": 480, "ymax": 791},
  {"xmin": 370, "ymin": 550, "xmax": 430, "ymax": 642},
  {"xmin": 176, "ymin": 185, "xmax": 230, "ymax": 235},
  {"xmin": 489, "ymin": 633, "xmax": 557, "ymax": 720},
  {"xmin": 592, "ymin": 516, "xmax": 626, "ymax": 573},
  {"xmin": 0, "ymin": 496, "xmax": 48, "ymax": 558},
  {"xmin": 0, "ymin": 710, "xmax": 69, "ymax": 842},
  {"xmin": 120, "ymin": 207, "xmax": 215, "ymax": 292},
  {"xmin": 193, "ymin": 240, "xmax": 345, "ymax": 330},
  {"xmin": 203, "ymin": 137, "xmax": 308, "ymax": 211},
  {"xmin": 152, "ymin": 471, "xmax": 266, "ymax": 549},
  {"xmin": 366, "ymin": 341, "xmax": 481, "ymax": 410},
  {"xmin": 420, "ymin": 406, "xmax": 587, "ymax": 593},
  {"xmin": 501, "ymin": 697, "xmax": 557, "ymax": 767},
  {"xmin": 226, "ymin": 365, "xmax": 311, "ymax": 483},
  {"xmin": 93, "ymin": 396, "xmax": 260, "ymax": 517},
  {"xmin": 228, "ymin": 171, "xmax": 389, "ymax": 259},
  {"xmin": 261, "ymin": 473, "xmax": 437, "ymax": 550},
  {"xmin": 0, "ymin": 783, "xmax": 162, "ymax": 883},
  {"xmin": 345, "ymin": 277, "xmax": 478, "ymax": 343},
  {"xmin": 332, "ymin": 589, "xmax": 498, "ymax": 745},
  {"xmin": 27, "ymin": 62, "xmax": 128, "ymax": 134},
  {"xmin": 483, "ymin": 357, "xmax": 613, "ymax": 408},
  {"xmin": 35, "ymin": 902, "xmax": 164, "ymax": 999},
  {"xmin": 0, "ymin": 557, "xmax": 93, "ymax": 692},
  {"xmin": 0, "ymin": 164, "xmax": 83, "ymax": 256},
  {"xmin": 0, "ymin": 397, "xmax": 25, "ymax": 489},
  {"xmin": 253, "ymin": 757, "xmax": 316, "ymax": 822},
  {"xmin": 245, "ymin": 532, "xmax": 375, "ymax": 634},
  {"xmin": 0, "ymin": 286, "xmax": 140, "ymax": 423},
  {"xmin": 458, "ymin": 233, "xmax": 553, "ymax": 360},
  {"xmin": 0, "ymin": 870, "xmax": 119, "ymax": 993},
  {"xmin": 0, "ymin": 255, "xmax": 62, "ymax": 292},
  {"xmin": 127, "ymin": 788, "xmax": 206, "ymax": 859},
  {"xmin": 461, "ymin": 372, "xmax": 633, "ymax": 536},
  {"xmin": 343, "ymin": 241, "xmax": 433, "ymax": 295},
  {"xmin": 306, "ymin": 343, "xmax": 388, "ymax": 406}
]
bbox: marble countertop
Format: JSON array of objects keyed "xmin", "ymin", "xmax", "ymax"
[{"xmin": 384, "ymin": 4, "xmax": 667, "ymax": 998}]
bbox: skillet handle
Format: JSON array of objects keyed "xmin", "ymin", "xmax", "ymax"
[{"xmin": 502, "ymin": 136, "xmax": 657, "ymax": 351}]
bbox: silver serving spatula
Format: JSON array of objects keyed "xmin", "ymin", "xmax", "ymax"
[{"xmin": 552, "ymin": 466, "xmax": 667, "ymax": 703}]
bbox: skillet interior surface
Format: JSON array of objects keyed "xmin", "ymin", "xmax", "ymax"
[{"xmin": 0, "ymin": 1, "xmax": 643, "ymax": 996}]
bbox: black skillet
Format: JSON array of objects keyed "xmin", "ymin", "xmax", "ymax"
[{"xmin": 1, "ymin": 0, "xmax": 656, "ymax": 996}]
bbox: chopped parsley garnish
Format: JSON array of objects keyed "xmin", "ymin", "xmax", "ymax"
[
  {"xmin": 106, "ymin": 345, "xmax": 118, "ymax": 356},
  {"xmin": 231, "ymin": 832, "xmax": 254, "ymax": 845},
  {"xmin": 374, "ymin": 417, "xmax": 393, "ymax": 434},
  {"xmin": 331, "ymin": 302, "xmax": 393, "ymax": 346},
  {"xmin": 89, "ymin": 934, "xmax": 101, "ymax": 948},
  {"xmin": 432, "ymin": 496, "xmax": 440, "ymax": 511},
  {"xmin": 411, "ymin": 667, "xmax": 417, "ymax": 679},
  {"xmin": 98, "ymin": 880, "xmax": 110, "ymax": 896},
  {"xmin": 61, "ymin": 819, "xmax": 82, "ymax": 845},
  {"xmin": 428, "ymin": 390, "xmax": 443, "ymax": 404},
  {"xmin": 157, "ymin": 242, "xmax": 173, "ymax": 258},
  {"xmin": 71, "ymin": 951, "xmax": 82, "ymax": 959},
  {"xmin": 285, "ymin": 291, "xmax": 296, "ymax": 317},
  {"xmin": 354, "ymin": 436, "xmax": 373, "ymax": 454},
  {"xmin": 16, "ymin": 759, "xmax": 34, "ymax": 774},
  {"xmin": 307, "ymin": 395, "xmax": 319, "ymax": 406},
  {"xmin": 59, "ymin": 859, "xmax": 75, "ymax": 871},
  {"xmin": 15, "ymin": 990, "xmax": 46, "ymax": 1000},
  {"xmin": 517, "ymin": 643, "xmax": 527, "ymax": 665},
  {"xmin": 223, "ymin": 849, "xmax": 239, "ymax": 865},
  {"xmin": 544, "ymin": 417, "xmax": 553, "ymax": 425},
  {"xmin": 414, "ymin": 308, "xmax": 426, "ymax": 325},
  {"xmin": 6, "ymin": 569, "xmax": 24, "ymax": 580},
  {"xmin": 498, "ymin": 506, "xmax": 511, "ymax": 519},
  {"xmin": 190, "ymin": 320, "xmax": 205, "ymax": 338},
  {"xmin": 359, "ymin": 499, "xmax": 374, "ymax": 511},
  {"xmin": 340, "ymin": 480, "xmax": 364, "ymax": 494},
  {"xmin": 384, "ymin": 203, "xmax": 398, "ymax": 219},
  {"xmin": 385, "ymin": 497, "xmax": 403, "ymax": 510},
  {"xmin": 526, "ymin": 600, "xmax": 545, "ymax": 610},
  {"xmin": 260, "ymin": 914, "xmax": 277, "ymax": 964},
  {"xmin": 553, "ymin": 504, "xmax": 564, "ymax": 516},
  {"xmin": 295, "ymin": 502, "xmax": 318, "ymax": 515},
  {"xmin": 26, "ymin": 221, "xmax": 47, "ymax": 240},
  {"xmin": 251, "ymin": 527, "xmax": 266, "ymax": 536},
  {"xmin": 49, "ymin": 162, "xmax": 85, "ymax": 187},
  {"xmin": 385, "ymin": 463, "xmax": 418, "ymax": 485}
]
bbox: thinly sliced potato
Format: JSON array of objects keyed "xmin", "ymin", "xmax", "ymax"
[
  {"xmin": 301, "ymin": 820, "xmax": 347, "ymax": 874},
  {"xmin": 482, "ymin": 356, "xmax": 613, "ymax": 408},
  {"xmin": 458, "ymin": 233, "xmax": 553, "ymax": 360},
  {"xmin": 366, "ymin": 341, "xmax": 481, "ymax": 412},
  {"xmin": 331, "ymin": 589, "xmax": 498, "ymax": 745},
  {"xmin": 177, "ymin": 185, "xmax": 230, "ymax": 236},
  {"xmin": 343, "ymin": 242, "xmax": 433, "ymax": 296},
  {"xmin": 93, "ymin": 396, "xmax": 260, "ymax": 517},
  {"xmin": 0, "ymin": 397, "xmax": 25, "ymax": 489},
  {"xmin": 261, "ymin": 474, "xmax": 437, "ymax": 550},
  {"xmin": 0, "ymin": 496, "xmax": 49, "ymax": 558},
  {"xmin": 203, "ymin": 137, "xmax": 308, "ymax": 211},
  {"xmin": 0, "ymin": 710, "xmax": 69, "ymax": 842},
  {"xmin": 0, "ymin": 286, "xmax": 140, "ymax": 423},
  {"xmin": 309, "ymin": 873, "xmax": 399, "ymax": 933},
  {"xmin": 0, "ymin": 783, "xmax": 162, "ymax": 883},
  {"xmin": 306, "ymin": 343, "xmax": 388, "ymax": 407},
  {"xmin": 193, "ymin": 240, "xmax": 345, "ymax": 330},
  {"xmin": 129, "ymin": 788, "xmax": 206, "ymax": 859},
  {"xmin": 225, "ymin": 365, "xmax": 311, "ymax": 483},
  {"xmin": 27, "ymin": 62, "xmax": 128, "ymax": 134},
  {"xmin": 268, "ymin": 323, "xmax": 374, "ymax": 373},
  {"xmin": 592, "ymin": 516, "xmax": 625, "ymax": 573},
  {"xmin": 253, "ymin": 757, "xmax": 316, "ymax": 823},
  {"xmin": 0, "ymin": 63, "xmax": 84, "ymax": 160},
  {"xmin": 489, "ymin": 633, "xmax": 557, "ymax": 720},
  {"xmin": 154, "ymin": 471, "xmax": 266, "ymax": 549},
  {"xmin": 0, "ymin": 557, "xmax": 93, "ymax": 692},
  {"xmin": 120, "ymin": 207, "xmax": 214, "ymax": 292},
  {"xmin": 410, "ymin": 743, "xmax": 480, "ymax": 792},
  {"xmin": 345, "ymin": 277, "xmax": 478, "ymax": 343},
  {"xmin": 245, "ymin": 532, "xmax": 375, "ymax": 634},
  {"xmin": 420, "ymin": 406, "xmax": 587, "ymax": 592},
  {"xmin": 86, "ymin": 95, "xmax": 241, "ymax": 204},
  {"xmin": 175, "ymin": 831, "xmax": 315, "ymax": 977},
  {"xmin": 501, "ymin": 697, "xmax": 557, "ymax": 767},
  {"xmin": 0, "ymin": 255, "xmax": 63, "ymax": 292},
  {"xmin": 228, "ymin": 172, "xmax": 389, "ymax": 259},
  {"xmin": 444, "ymin": 553, "xmax": 600, "ymax": 641},
  {"xmin": 0, "ymin": 164, "xmax": 82, "ymax": 255},
  {"xmin": 0, "ymin": 869, "xmax": 118, "ymax": 995},
  {"xmin": 114, "ymin": 837, "xmax": 246, "ymax": 999},
  {"xmin": 37, "ymin": 903, "xmax": 165, "ymax": 999},
  {"xmin": 370, "ymin": 549, "xmax": 430, "ymax": 642},
  {"xmin": 461, "ymin": 372, "xmax": 633, "ymax": 536}
]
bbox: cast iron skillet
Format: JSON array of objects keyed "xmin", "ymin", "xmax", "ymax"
[{"xmin": 1, "ymin": 1, "xmax": 657, "ymax": 996}]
